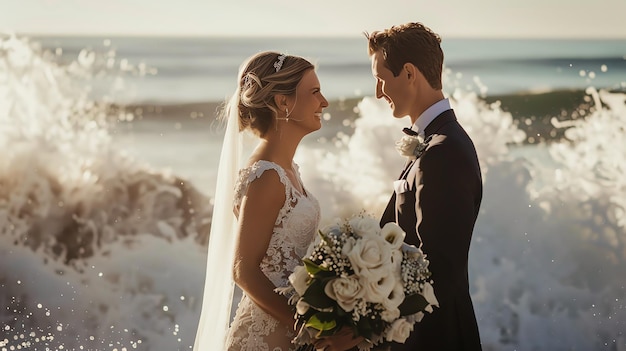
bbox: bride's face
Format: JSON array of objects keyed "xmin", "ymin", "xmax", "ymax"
[{"xmin": 286, "ymin": 69, "xmax": 328, "ymax": 132}]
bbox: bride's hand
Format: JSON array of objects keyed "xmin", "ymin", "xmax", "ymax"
[{"xmin": 312, "ymin": 326, "xmax": 363, "ymax": 351}]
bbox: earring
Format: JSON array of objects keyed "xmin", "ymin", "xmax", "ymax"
[{"xmin": 285, "ymin": 108, "xmax": 289, "ymax": 122}]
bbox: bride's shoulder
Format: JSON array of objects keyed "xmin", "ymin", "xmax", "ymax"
[
  {"xmin": 235, "ymin": 160, "xmax": 289, "ymax": 204},
  {"xmin": 237, "ymin": 160, "xmax": 287, "ymax": 186},
  {"xmin": 243, "ymin": 159, "xmax": 284, "ymax": 174}
]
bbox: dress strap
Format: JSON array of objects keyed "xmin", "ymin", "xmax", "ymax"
[{"xmin": 234, "ymin": 160, "xmax": 292, "ymax": 210}]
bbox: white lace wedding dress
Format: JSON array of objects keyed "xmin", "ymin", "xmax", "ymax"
[{"xmin": 225, "ymin": 160, "xmax": 320, "ymax": 351}]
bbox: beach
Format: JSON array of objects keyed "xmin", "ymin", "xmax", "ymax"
[{"xmin": 1, "ymin": 34, "xmax": 625, "ymax": 350}]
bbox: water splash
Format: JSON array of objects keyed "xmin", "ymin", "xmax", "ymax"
[
  {"xmin": 1, "ymin": 35, "xmax": 210, "ymax": 350},
  {"xmin": 468, "ymin": 86, "xmax": 626, "ymax": 350},
  {"xmin": 2, "ymin": 34, "xmax": 625, "ymax": 351},
  {"xmin": 298, "ymin": 77, "xmax": 626, "ymax": 349}
]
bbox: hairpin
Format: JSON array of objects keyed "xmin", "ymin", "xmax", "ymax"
[{"xmin": 274, "ymin": 54, "xmax": 286, "ymax": 72}]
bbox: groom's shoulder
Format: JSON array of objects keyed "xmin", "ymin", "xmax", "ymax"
[{"xmin": 424, "ymin": 128, "xmax": 477, "ymax": 164}]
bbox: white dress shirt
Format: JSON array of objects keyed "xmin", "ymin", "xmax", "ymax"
[{"xmin": 410, "ymin": 98, "xmax": 452, "ymax": 138}]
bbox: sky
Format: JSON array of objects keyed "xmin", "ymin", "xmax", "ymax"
[{"xmin": 1, "ymin": 0, "xmax": 626, "ymax": 38}]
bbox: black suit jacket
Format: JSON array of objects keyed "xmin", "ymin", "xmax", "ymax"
[{"xmin": 380, "ymin": 109, "xmax": 483, "ymax": 351}]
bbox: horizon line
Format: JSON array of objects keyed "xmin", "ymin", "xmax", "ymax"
[{"xmin": 3, "ymin": 30, "xmax": 626, "ymax": 41}]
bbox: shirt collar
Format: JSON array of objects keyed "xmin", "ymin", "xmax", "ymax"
[{"xmin": 411, "ymin": 98, "xmax": 451, "ymax": 137}]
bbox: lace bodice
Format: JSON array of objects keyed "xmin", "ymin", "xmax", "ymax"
[
  {"xmin": 227, "ymin": 160, "xmax": 320, "ymax": 351},
  {"xmin": 234, "ymin": 160, "xmax": 320, "ymax": 287}
]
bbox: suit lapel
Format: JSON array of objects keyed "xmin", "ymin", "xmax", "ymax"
[
  {"xmin": 398, "ymin": 159, "xmax": 416, "ymax": 180},
  {"xmin": 386, "ymin": 109, "xmax": 458, "ymax": 225},
  {"xmin": 403, "ymin": 109, "xmax": 457, "ymax": 188}
]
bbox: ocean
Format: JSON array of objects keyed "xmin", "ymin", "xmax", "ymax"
[
  {"xmin": 27, "ymin": 35, "xmax": 626, "ymax": 104},
  {"xmin": 1, "ymin": 34, "xmax": 625, "ymax": 350}
]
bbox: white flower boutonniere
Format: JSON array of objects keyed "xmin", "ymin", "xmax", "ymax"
[{"xmin": 395, "ymin": 135, "xmax": 431, "ymax": 160}]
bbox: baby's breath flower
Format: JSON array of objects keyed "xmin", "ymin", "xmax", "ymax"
[{"xmin": 280, "ymin": 214, "xmax": 437, "ymax": 350}]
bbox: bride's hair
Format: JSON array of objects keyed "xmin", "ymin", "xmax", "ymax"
[{"xmin": 222, "ymin": 51, "xmax": 314, "ymax": 137}]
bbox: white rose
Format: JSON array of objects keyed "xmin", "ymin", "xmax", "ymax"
[
  {"xmin": 413, "ymin": 311, "xmax": 424, "ymax": 323},
  {"xmin": 385, "ymin": 318, "xmax": 414, "ymax": 343},
  {"xmin": 380, "ymin": 307, "xmax": 401, "ymax": 323},
  {"xmin": 394, "ymin": 135, "xmax": 424, "ymax": 160},
  {"xmin": 422, "ymin": 282, "xmax": 439, "ymax": 310},
  {"xmin": 349, "ymin": 216, "xmax": 380, "ymax": 238},
  {"xmin": 324, "ymin": 276, "xmax": 364, "ymax": 312},
  {"xmin": 362, "ymin": 274, "xmax": 396, "ymax": 303},
  {"xmin": 382, "ymin": 280, "xmax": 405, "ymax": 313},
  {"xmin": 391, "ymin": 249, "xmax": 403, "ymax": 267},
  {"xmin": 289, "ymin": 265, "xmax": 310, "ymax": 296},
  {"xmin": 341, "ymin": 236, "xmax": 357, "ymax": 257},
  {"xmin": 346, "ymin": 235, "xmax": 392, "ymax": 282},
  {"xmin": 380, "ymin": 222, "xmax": 406, "ymax": 250},
  {"xmin": 296, "ymin": 299, "xmax": 310, "ymax": 315}
]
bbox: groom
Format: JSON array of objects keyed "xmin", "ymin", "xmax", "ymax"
[{"xmin": 370, "ymin": 22, "xmax": 483, "ymax": 350}]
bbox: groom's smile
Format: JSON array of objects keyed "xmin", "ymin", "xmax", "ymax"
[{"xmin": 370, "ymin": 49, "xmax": 409, "ymax": 119}]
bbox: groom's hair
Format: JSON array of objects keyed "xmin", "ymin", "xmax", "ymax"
[{"xmin": 365, "ymin": 22, "xmax": 444, "ymax": 90}]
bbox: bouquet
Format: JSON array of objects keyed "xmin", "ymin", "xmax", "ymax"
[{"xmin": 276, "ymin": 214, "xmax": 438, "ymax": 350}]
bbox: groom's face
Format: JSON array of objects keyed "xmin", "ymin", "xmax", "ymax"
[{"xmin": 371, "ymin": 50, "xmax": 410, "ymax": 118}]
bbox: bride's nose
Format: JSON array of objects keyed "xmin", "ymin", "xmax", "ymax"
[{"xmin": 320, "ymin": 94, "xmax": 329, "ymax": 108}]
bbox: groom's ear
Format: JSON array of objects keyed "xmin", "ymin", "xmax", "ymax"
[{"xmin": 404, "ymin": 63, "xmax": 417, "ymax": 81}]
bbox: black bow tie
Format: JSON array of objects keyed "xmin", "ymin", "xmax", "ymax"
[{"xmin": 402, "ymin": 127, "xmax": 419, "ymax": 136}]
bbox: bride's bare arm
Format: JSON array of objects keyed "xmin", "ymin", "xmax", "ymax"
[{"xmin": 232, "ymin": 170, "xmax": 294, "ymax": 328}]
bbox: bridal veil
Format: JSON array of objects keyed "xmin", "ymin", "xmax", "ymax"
[{"xmin": 193, "ymin": 86, "xmax": 243, "ymax": 350}]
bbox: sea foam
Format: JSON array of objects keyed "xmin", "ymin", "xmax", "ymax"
[{"xmin": 1, "ymin": 35, "xmax": 625, "ymax": 350}]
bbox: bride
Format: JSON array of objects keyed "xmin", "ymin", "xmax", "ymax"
[{"xmin": 194, "ymin": 51, "xmax": 328, "ymax": 351}]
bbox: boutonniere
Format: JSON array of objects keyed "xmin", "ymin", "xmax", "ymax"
[{"xmin": 395, "ymin": 134, "xmax": 432, "ymax": 160}]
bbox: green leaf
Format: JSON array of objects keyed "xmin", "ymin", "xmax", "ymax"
[
  {"xmin": 334, "ymin": 305, "xmax": 349, "ymax": 318},
  {"xmin": 299, "ymin": 306, "xmax": 317, "ymax": 321},
  {"xmin": 318, "ymin": 229, "xmax": 328, "ymax": 239},
  {"xmin": 316, "ymin": 327, "xmax": 340, "ymax": 338},
  {"xmin": 302, "ymin": 279, "xmax": 336, "ymax": 309},
  {"xmin": 398, "ymin": 293, "xmax": 429, "ymax": 316},
  {"xmin": 303, "ymin": 258, "xmax": 328, "ymax": 276},
  {"xmin": 306, "ymin": 313, "xmax": 337, "ymax": 332},
  {"xmin": 356, "ymin": 317, "xmax": 373, "ymax": 341}
]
